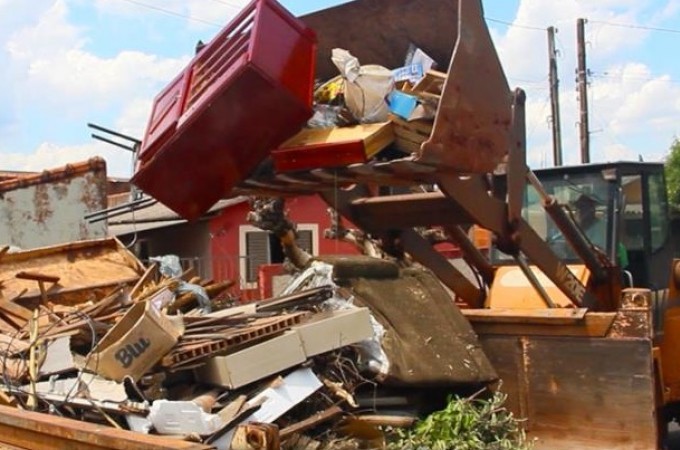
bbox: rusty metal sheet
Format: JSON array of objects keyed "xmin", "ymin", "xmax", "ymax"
[
  {"xmin": 419, "ymin": 0, "xmax": 512, "ymax": 173},
  {"xmin": 0, "ymin": 158, "xmax": 107, "ymax": 250},
  {"xmin": 300, "ymin": 0, "xmax": 458, "ymax": 80},
  {"xmin": 0, "ymin": 238, "xmax": 144, "ymax": 307},
  {"xmin": 474, "ymin": 318, "xmax": 658, "ymax": 450}
]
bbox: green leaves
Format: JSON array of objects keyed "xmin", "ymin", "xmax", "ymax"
[
  {"xmin": 665, "ymin": 138, "xmax": 680, "ymax": 209},
  {"xmin": 386, "ymin": 390, "xmax": 532, "ymax": 450}
]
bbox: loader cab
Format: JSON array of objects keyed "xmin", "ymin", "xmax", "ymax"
[{"xmin": 512, "ymin": 162, "xmax": 672, "ymax": 290}]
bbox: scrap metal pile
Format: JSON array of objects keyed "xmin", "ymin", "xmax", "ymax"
[{"xmin": 0, "ymin": 238, "xmax": 495, "ymax": 449}]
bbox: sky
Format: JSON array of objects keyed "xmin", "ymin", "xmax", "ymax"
[{"xmin": 0, "ymin": 0, "xmax": 679, "ymax": 178}]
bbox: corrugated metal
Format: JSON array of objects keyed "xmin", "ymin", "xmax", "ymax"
[
  {"xmin": 107, "ymin": 197, "xmax": 248, "ymax": 225},
  {"xmin": 109, "ymin": 220, "xmax": 186, "ymax": 236},
  {"xmin": 0, "ymin": 237, "xmax": 144, "ymax": 306},
  {"xmin": 0, "ymin": 158, "xmax": 107, "ymax": 249}
]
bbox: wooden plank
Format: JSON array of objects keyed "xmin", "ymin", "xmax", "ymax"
[
  {"xmin": 0, "ymin": 300, "xmax": 33, "ymax": 325},
  {"xmin": 470, "ymin": 312, "xmax": 616, "ymax": 337},
  {"xmin": 15, "ymin": 272, "xmax": 60, "ymax": 284},
  {"xmin": 462, "ymin": 308, "xmax": 588, "ymax": 325},
  {"xmin": 410, "ymin": 70, "xmax": 447, "ymax": 95},
  {"xmin": 0, "ymin": 238, "xmax": 143, "ymax": 306},
  {"xmin": 163, "ymin": 312, "xmax": 308, "ymax": 368},
  {"xmin": 0, "ymin": 333, "xmax": 30, "ymax": 354},
  {"xmin": 280, "ymin": 405, "xmax": 343, "ymax": 439},
  {"xmin": 128, "ymin": 263, "xmax": 158, "ymax": 300},
  {"xmin": 0, "ymin": 404, "xmax": 212, "ymax": 450}
]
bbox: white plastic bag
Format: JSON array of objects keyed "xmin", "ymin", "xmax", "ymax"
[{"xmin": 331, "ymin": 48, "xmax": 394, "ymax": 123}]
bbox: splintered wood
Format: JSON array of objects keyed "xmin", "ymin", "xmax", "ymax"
[{"xmin": 162, "ymin": 312, "xmax": 309, "ymax": 370}]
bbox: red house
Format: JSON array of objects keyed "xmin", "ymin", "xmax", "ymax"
[{"xmin": 108, "ymin": 193, "xmax": 360, "ymax": 301}]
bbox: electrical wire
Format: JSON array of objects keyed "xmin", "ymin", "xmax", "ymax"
[
  {"xmin": 485, "ymin": 16, "xmax": 545, "ymax": 31},
  {"xmin": 115, "ymin": 0, "xmax": 222, "ymax": 27},
  {"xmin": 203, "ymin": 0, "xmax": 244, "ymax": 11},
  {"xmin": 589, "ymin": 19, "xmax": 680, "ymax": 35},
  {"xmin": 590, "ymin": 71, "xmax": 680, "ymax": 85}
]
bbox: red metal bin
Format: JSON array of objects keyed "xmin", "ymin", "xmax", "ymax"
[{"xmin": 132, "ymin": 0, "xmax": 317, "ymax": 220}]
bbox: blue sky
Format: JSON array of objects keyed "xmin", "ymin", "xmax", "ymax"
[{"xmin": 1, "ymin": 0, "xmax": 679, "ymax": 177}]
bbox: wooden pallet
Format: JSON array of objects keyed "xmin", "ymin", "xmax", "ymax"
[{"xmin": 162, "ymin": 312, "xmax": 308, "ymax": 369}]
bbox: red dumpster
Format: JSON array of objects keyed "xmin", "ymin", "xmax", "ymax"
[{"xmin": 132, "ymin": 0, "xmax": 317, "ymax": 220}]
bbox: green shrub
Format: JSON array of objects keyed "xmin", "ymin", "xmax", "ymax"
[{"xmin": 386, "ymin": 390, "xmax": 532, "ymax": 450}]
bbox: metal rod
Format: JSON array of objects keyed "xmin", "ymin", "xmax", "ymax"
[
  {"xmin": 515, "ymin": 254, "xmax": 558, "ymax": 308},
  {"xmin": 91, "ymin": 134, "xmax": 135, "ymax": 152},
  {"xmin": 87, "ymin": 199, "xmax": 157, "ymax": 224},
  {"xmin": 84, "ymin": 196, "xmax": 156, "ymax": 220},
  {"xmin": 87, "ymin": 123, "xmax": 141, "ymax": 145},
  {"xmin": 526, "ymin": 170, "xmax": 551, "ymax": 201}
]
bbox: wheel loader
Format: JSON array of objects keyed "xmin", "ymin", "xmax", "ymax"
[{"xmin": 129, "ymin": 0, "xmax": 680, "ymax": 448}]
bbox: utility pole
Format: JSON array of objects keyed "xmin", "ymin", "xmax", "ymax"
[
  {"xmin": 576, "ymin": 18, "xmax": 590, "ymax": 164},
  {"xmin": 547, "ymin": 26, "xmax": 563, "ymax": 166}
]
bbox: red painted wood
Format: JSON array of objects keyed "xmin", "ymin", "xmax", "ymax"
[{"xmin": 133, "ymin": 0, "xmax": 317, "ymax": 220}]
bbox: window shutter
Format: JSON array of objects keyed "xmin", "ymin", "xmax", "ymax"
[
  {"xmin": 297, "ymin": 229, "xmax": 314, "ymax": 254},
  {"xmin": 246, "ymin": 231, "xmax": 270, "ymax": 282}
]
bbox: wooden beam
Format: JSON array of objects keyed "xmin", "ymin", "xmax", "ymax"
[
  {"xmin": 280, "ymin": 405, "xmax": 343, "ymax": 439},
  {"xmin": 469, "ymin": 312, "xmax": 616, "ymax": 337},
  {"xmin": 0, "ymin": 405, "xmax": 212, "ymax": 450}
]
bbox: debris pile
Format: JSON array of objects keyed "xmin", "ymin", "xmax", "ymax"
[
  {"xmin": 270, "ymin": 48, "xmax": 446, "ymax": 177},
  {"xmin": 0, "ymin": 238, "xmax": 494, "ymax": 449}
]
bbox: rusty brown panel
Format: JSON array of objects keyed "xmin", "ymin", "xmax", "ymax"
[
  {"xmin": 301, "ymin": 0, "xmax": 458, "ymax": 80},
  {"xmin": 348, "ymin": 191, "xmax": 473, "ymax": 231},
  {"xmin": 480, "ymin": 334, "xmax": 657, "ymax": 450},
  {"xmin": 0, "ymin": 405, "xmax": 211, "ymax": 450},
  {"xmin": 419, "ymin": 0, "xmax": 512, "ymax": 173},
  {"xmin": 0, "ymin": 238, "xmax": 144, "ymax": 306}
]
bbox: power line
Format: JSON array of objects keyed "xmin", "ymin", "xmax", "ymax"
[
  {"xmin": 485, "ymin": 17, "xmax": 545, "ymax": 31},
  {"xmin": 590, "ymin": 71, "xmax": 680, "ymax": 85},
  {"xmin": 589, "ymin": 19, "xmax": 680, "ymax": 35},
  {"xmin": 203, "ymin": 0, "xmax": 244, "ymax": 12},
  {"xmin": 115, "ymin": 0, "xmax": 222, "ymax": 27},
  {"xmin": 487, "ymin": 16, "xmax": 680, "ymax": 36}
]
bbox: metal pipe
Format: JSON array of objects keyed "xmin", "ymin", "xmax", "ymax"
[
  {"xmin": 84, "ymin": 196, "xmax": 155, "ymax": 220},
  {"xmin": 444, "ymin": 225, "xmax": 495, "ymax": 286},
  {"xmin": 543, "ymin": 198, "xmax": 608, "ymax": 281},
  {"xmin": 87, "ymin": 123, "xmax": 141, "ymax": 145},
  {"xmin": 91, "ymin": 134, "xmax": 135, "ymax": 152},
  {"xmin": 515, "ymin": 253, "xmax": 557, "ymax": 308},
  {"xmin": 87, "ymin": 199, "xmax": 158, "ymax": 224}
]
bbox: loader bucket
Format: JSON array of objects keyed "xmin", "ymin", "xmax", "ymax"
[
  {"xmin": 465, "ymin": 294, "xmax": 660, "ymax": 450},
  {"xmin": 418, "ymin": 0, "xmax": 513, "ymax": 173},
  {"xmin": 300, "ymin": 0, "xmax": 459, "ymax": 81}
]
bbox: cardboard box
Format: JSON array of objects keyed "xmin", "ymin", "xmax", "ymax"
[
  {"xmin": 86, "ymin": 301, "xmax": 183, "ymax": 382},
  {"xmin": 196, "ymin": 331, "xmax": 306, "ymax": 389},
  {"xmin": 292, "ymin": 307, "xmax": 374, "ymax": 357}
]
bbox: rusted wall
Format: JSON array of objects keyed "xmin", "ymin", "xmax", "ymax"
[{"xmin": 0, "ymin": 158, "xmax": 108, "ymax": 249}]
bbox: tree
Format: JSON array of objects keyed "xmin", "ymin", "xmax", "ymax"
[{"xmin": 665, "ymin": 138, "xmax": 680, "ymax": 210}]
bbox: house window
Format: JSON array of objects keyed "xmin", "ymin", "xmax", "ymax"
[{"xmin": 239, "ymin": 225, "xmax": 317, "ymax": 287}]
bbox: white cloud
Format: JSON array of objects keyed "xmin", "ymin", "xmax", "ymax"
[
  {"xmin": 0, "ymin": 0, "xmax": 191, "ymax": 178},
  {"xmin": 491, "ymin": 0, "xmax": 680, "ymax": 167},
  {"xmin": 92, "ymin": 0, "xmax": 247, "ymax": 30},
  {"xmin": 2, "ymin": 141, "xmax": 133, "ymax": 178}
]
